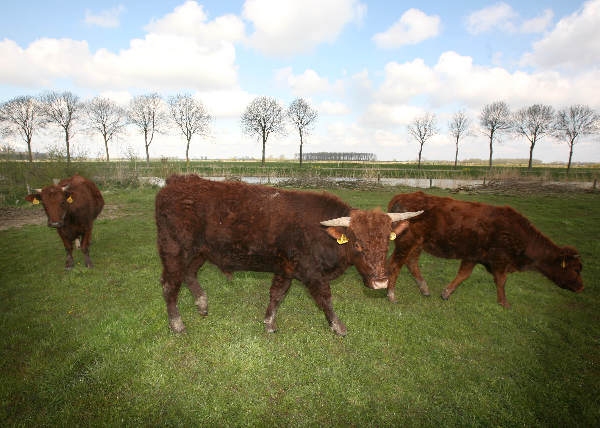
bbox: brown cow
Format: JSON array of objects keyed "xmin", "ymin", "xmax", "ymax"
[
  {"xmin": 387, "ymin": 191, "xmax": 583, "ymax": 307},
  {"xmin": 155, "ymin": 175, "xmax": 421, "ymax": 336},
  {"xmin": 25, "ymin": 174, "xmax": 104, "ymax": 269}
]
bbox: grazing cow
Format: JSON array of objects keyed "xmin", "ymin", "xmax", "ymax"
[
  {"xmin": 155, "ymin": 175, "xmax": 421, "ymax": 336},
  {"xmin": 25, "ymin": 174, "xmax": 104, "ymax": 269},
  {"xmin": 386, "ymin": 191, "xmax": 583, "ymax": 307}
]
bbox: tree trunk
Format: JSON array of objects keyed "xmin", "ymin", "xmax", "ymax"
[
  {"xmin": 567, "ymin": 141, "xmax": 574, "ymax": 174},
  {"xmin": 186, "ymin": 137, "xmax": 191, "ymax": 168},
  {"xmin": 299, "ymin": 129, "xmax": 304, "ymax": 166},
  {"xmin": 104, "ymin": 135, "xmax": 110, "ymax": 163},
  {"xmin": 488, "ymin": 131, "xmax": 494, "ymax": 169},
  {"xmin": 417, "ymin": 142, "xmax": 423, "ymax": 169},
  {"xmin": 261, "ymin": 131, "xmax": 266, "ymax": 165},
  {"xmin": 454, "ymin": 135, "xmax": 459, "ymax": 168},
  {"xmin": 27, "ymin": 136, "xmax": 33, "ymax": 163},
  {"xmin": 65, "ymin": 130, "xmax": 71, "ymax": 165},
  {"xmin": 528, "ymin": 141, "xmax": 535, "ymax": 169},
  {"xmin": 145, "ymin": 129, "xmax": 150, "ymax": 166}
]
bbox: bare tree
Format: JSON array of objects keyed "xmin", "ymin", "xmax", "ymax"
[
  {"xmin": 480, "ymin": 101, "xmax": 511, "ymax": 169},
  {"xmin": 41, "ymin": 91, "xmax": 82, "ymax": 165},
  {"xmin": 241, "ymin": 96, "xmax": 286, "ymax": 165},
  {"xmin": 448, "ymin": 110, "xmax": 471, "ymax": 168},
  {"xmin": 85, "ymin": 97, "xmax": 127, "ymax": 162},
  {"xmin": 408, "ymin": 113, "xmax": 437, "ymax": 169},
  {"xmin": 512, "ymin": 104, "xmax": 555, "ymax": 170},
  {"xmin": 128, "ymin": 93, "xmax": 168, "ymax": 165},
  {"xmin": 0, "ymin": 96, "xmax": 44, "ymax": 163},
  {"xmin": 554, "ymin": 105, "xmax": 599, "ymax": 173},
  {"xmin": 168, "ymin": 94, "xmax": 211, "ymax": 167},
  {"xmin": 287, "ymin": 98, "xmax": 318, "ymax": 166}
]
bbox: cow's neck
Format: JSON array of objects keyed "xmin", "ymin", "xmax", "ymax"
[{"xmin": 525, "ymin": 226, "xmax": 562, "ymax": 280}]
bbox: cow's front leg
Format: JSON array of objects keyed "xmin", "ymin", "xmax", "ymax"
[
  {"xmin": 308, "ymin": 281, "xmax": 346, "ymax": 336},
  {"xmin": 441, "ymin": 260, "xmax": 475, "ymax": 300},
  {"xmin": 264, "ymin": 275, "xmax": 292, "ymax": 333},
  {"xmin": 57, "ymin": 229, "xmax": 75, "ymax": 269},
  {"xmin": 406, "ymin": 249, "xmax": 430, "ymax": 296},
  {"xmin": 493, "ymin": 271, "xmax": 510, "ymax": 308}
]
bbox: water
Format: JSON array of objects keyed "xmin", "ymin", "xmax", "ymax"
[{"xmin": 139, "ymin": 176, "xmax": 594, "ymax": 190}]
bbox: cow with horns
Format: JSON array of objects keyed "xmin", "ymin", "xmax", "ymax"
[
  {"xmin": 386, "ymin": 191, "xmax": 583, "ymax": 307},
  {"xmin": 26, "ymin": 174, "xmax": 104, "ymax": 269},
  {"xmin": 155, "ymin": 175, "xmax": 422, "ymax": 336}
]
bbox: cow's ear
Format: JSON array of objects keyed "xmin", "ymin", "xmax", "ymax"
[
  {"xmin": 391, "ymin": 220, "xmax": 409, "ymax": 238},
  {"xmin": 324, "ymin": 226, "xmax": 347, "ymax": 243},
  {"xmin": 64, "ymin": 191, "xmax": 74, "ymax": 204},
  {"xmin": 25, "ymin": 193, "xmax": 42, "ymax": 204}
]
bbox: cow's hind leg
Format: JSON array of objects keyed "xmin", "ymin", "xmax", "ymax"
[
  {"xmin": 185, "ymin": 255, "xmax": 208, "ymax": 316},
  {"xmin": 264, "ymin": 275, "xmax": 292, "ymax": 333},
  {"xmin": 406, "ymin": 249, "xmax": 430, "ymax": 297},
  {"xmin": 307, "ymin": 281, "xmax": 346, "ymax": 336},
  {"xmin": 161, "ymin": 276, "xmax": 185, "ymax": 333},
  {"xmin": 80, "ymin": 225, "xmax": 94, "ymax": 268},
  {"xmin": 441, "ymin": 260, "xmax": 476, "ymax": 300}
]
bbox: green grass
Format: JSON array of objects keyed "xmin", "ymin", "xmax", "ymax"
[{"xmin": 1, "ymin": 186, "xmax": 599, "ymax": 426}]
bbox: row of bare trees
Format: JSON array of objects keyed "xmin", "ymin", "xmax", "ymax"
[
  {"xmin": 0, "ymin": 91, "xmax": 211, "ymax": 166},
  {"xmin": 301, "ymin": 152, "xmax": 376, "ymax": 162},
  {"xmin": 409, "ymin": 102, "xmax": 599, "ymax": 172}
]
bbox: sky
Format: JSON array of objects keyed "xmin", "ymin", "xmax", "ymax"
[{"xmin": 1, "ymin": 0, "xmax": 599, "ymax": 163}]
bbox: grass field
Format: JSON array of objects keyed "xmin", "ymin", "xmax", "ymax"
[{"xmin": 1, "ymin": 185, "xmax": 599, "ymax": 426}]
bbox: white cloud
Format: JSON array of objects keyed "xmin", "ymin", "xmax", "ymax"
[
  {"xmin": 195, "ymin": 87, "xmax": 255, "ymax": 118},
  {"xmin": 521, "ymin": 0, "xmax": 600, "ymax": 69},
  {"xmin": 243, "ymin": 0, "xmax": 366, "ymax": 56},
  {"xmin": 84, "ymin": 5, "xmax": 126, "ymax": 28},
  {"xmin": 145, "ymin": 1, "xmax": 245, "ymax": 44},
  {"xmin": 466, "ymin": 2, "xmax": 517, "ymax": 34},
  {"xmin": 275, "ymin": 67, "xmax": 341, "ymax": 96},
  {"xmin": 372, "ymin": 9, "xmax": 440, "ymax": 48},
  {"xmin": 318, "ymin": 100, "xmax": 350, "ymax": 115},
  {"xmin": 0, "ymin": 2, "xmax": 242, "ymax": 92},
  {"xmin": 520, "ymin": 9, "xmax": 554, "ymax": 33}
]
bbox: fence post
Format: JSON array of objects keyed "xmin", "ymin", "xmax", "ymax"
[
  {"xmin": 429, "ymin": 177, "xmax": 432, "ymax": 188},
  {"xmin": 594, "ymin": 178, "xmax": 597, "ymax": 189}
]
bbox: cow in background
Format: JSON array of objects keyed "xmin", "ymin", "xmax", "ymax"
[
  {"xmin": 387, "ymin": 191, "xmax": 583, "ymax": 307},
  {"xmin": 155, "ymin": 175, "xmax": 422, "ymax": 336},
  {"xmin": 26, "ymin": 174, "xmax": 104, "ymax": 269}
]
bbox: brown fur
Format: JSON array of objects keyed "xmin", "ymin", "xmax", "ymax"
[
  {"xmin": 25, "ymin": 174, "xmax": 104, "ymax": 269},
  {"xmin": 155, "ymin": 174, "xmax": 409, "ymax": 335},
  {"xmin": 386, "ymin": 191, "xmax": 583, "ymax": 307}
]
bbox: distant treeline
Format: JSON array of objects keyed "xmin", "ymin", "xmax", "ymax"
[{"xmin": 298, "ymin": 152, "xmax": 377, "ymax": 161}]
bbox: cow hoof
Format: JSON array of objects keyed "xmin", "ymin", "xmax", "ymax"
[
  {"xmin": 387, "ymin": 293, "xmax": 397, "ymax": 304},
  {"xmin": 169, "ymin": 317, "xmax": 186, "ymax": 333},
  {"xmin": 499, "ymin": 301, "xmax": 511, "ymax": 309},
  {"xmin": 195, "ymin": 296, "xmax": 208, "ymax": 315},
  {"xmin": 419, "ymin": 287, "xmax": 431, "ymax": 297},
  {"xmin": 440, "ymin": 291, "xmax": 450, "ymax": 300},
  {"xmin": 330, "ymin": 320, "xmax": 347, "ymax": 337},
  {"xmin": 264, "ymin": 323, "xmax": 277, "ymax": 333}
]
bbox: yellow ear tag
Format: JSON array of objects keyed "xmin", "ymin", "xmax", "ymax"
[
  {"xmin": 67, "ymin": 196, "xmax": 73, "ymax": 204},
  {"xmin": 337, "ymin": 234, "xmax": 348, "ymax": 245},
  {"xmin": 389, "ymin": 232, "xmax": 397, "ymax": 241},
  {"xmin": 561, "ymin": 259, "xmax": 566, "ymax": 269},
  {"xmin": 32, "ymin": 198, "xmax": 40, "ymax": 205}
]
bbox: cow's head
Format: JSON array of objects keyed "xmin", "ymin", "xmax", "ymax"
[
  {"xmin": 321, "ymin": 209, "xmax": 422, "ymax": 290},
  {"xmin": 25, "ymin": 184, "xmax": 72, "ymax": 228},
  {"xmin": 552, "ymin": 246, "xmax": 583, "ymax": 293}
]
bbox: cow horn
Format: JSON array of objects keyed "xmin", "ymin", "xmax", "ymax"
[
  {"xmin": 62, "ymin": 184, "xmax": 70, "ymax": 192},
  {"xmin": 388, "ymin": 210, "xmax": 424, "ymax": 222},
  {"xmin": 320, "ymin": 217, "xmax": 351, "ymax": 227}
]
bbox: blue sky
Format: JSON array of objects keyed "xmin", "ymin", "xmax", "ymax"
[{"xmin": 1, "ymin": 0, "xmax": 599, "ymax": 162}]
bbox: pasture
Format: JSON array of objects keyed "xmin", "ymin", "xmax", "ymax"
[{"xmin": 1, "ymin": 184, "xmax": 598, "ymax": 426}]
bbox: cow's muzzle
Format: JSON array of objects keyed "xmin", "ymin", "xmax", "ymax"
[
  {"xmin": 369, "ymin": 278, "xmax": 389, "ymax": 290},
  {"xmin": 48, "ymin": 221, "xmax": 63, "ymax": 228}
]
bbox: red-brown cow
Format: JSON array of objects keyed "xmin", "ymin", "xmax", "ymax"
[
  {"xmin": 26, "ymin": 174, "xmax": 104, "ymax": 269},
  {"xmin": 155, "ymin": 175, "xmax": 421, "ymax": 336},
  {"xmin": 387, "ymin": 191, "xmax": 583, "ymax": 307}
]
